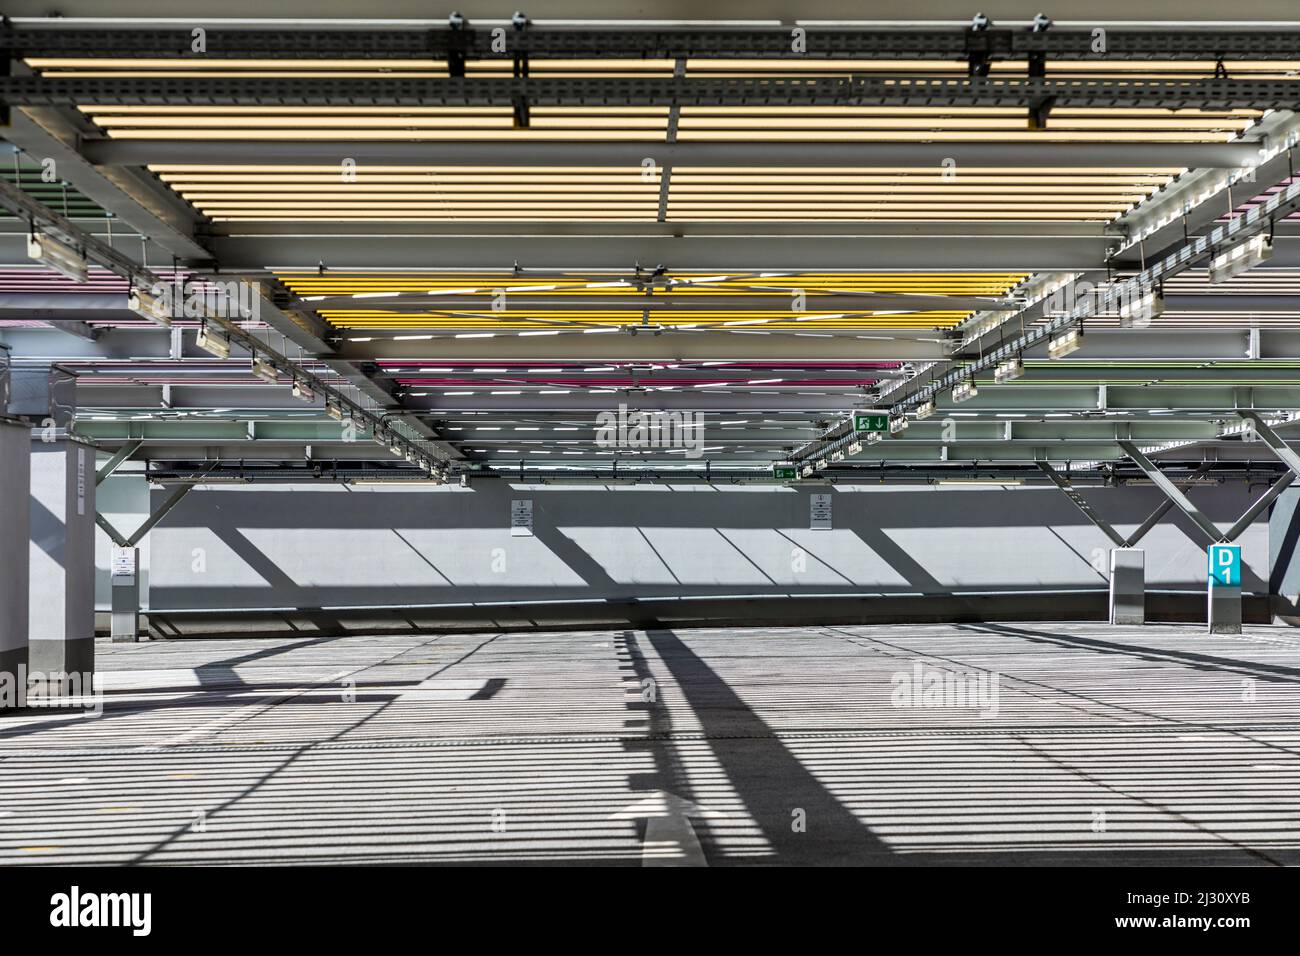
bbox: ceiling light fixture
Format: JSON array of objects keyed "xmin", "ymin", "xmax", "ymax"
[
  {"xmin": 1048, "ymin": 327, "xmax": 1083, "ymax": 359},
  {"xmin": 127, "ymin": 287, "xmax": 172, "ymax": 327},
  {"xmin": 195, "ymin": 323, "xmax": 231, "ymax": 359},
  {"xmin": 250, "ymin": 356, "xmax": 279, "ymax": 385},
  {"xmin": 27, "ymin": 232, "xmax": 88, "ymax": 283},
  {"xmin": 1118, "ymin": 287, "xmax": 1164, "ymax": 327},
  {"xmin": 994, "ymin": 356, "xmax": 1025, "ymax": 383},
  {"xmin": 1208, "ymin": 233, "xmax": 1273, "ymax": 284}
]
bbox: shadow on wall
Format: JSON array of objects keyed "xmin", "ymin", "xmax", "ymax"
[{"xmin": 126, "ymin": 481, "xmax": 1274, "ymax": 622}]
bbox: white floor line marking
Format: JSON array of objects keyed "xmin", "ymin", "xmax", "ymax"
[
  {"xmin": 140, "ymin": 670, "xmax": 354, "ymax": 750},
  {"xmin": 610, "ymin": 791, "xmax": 726, "ymax": 867}
]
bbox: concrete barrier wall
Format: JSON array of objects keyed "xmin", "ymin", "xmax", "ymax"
[{"xmin": 130, "ymin": 479, "xmax": 1274, "ymax": 617}]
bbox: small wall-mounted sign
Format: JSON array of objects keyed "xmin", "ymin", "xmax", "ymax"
[
  {"xmin": 810, "ymin": 492, "xmax": 832, "ymax": 530},
  {"xmin": 510, "ymin": 498, "xmax": 534, "ymax": 537}
]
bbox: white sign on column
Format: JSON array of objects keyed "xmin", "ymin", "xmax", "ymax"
[
  {"xmin": 76, "ymin": 446, "xmax": 86, "ymax": 516},
  {"xmin": 111, "ymin": 547, "xmax": 137, "ymax": 584},
  {"xmin": 511, "ymin": 498, "xmax": 534, "ymax": 536},
  {"xmin": 810, "ymin": 493, "xmax": 832, "ymax": 530}
]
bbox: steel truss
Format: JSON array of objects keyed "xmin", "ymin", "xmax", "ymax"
[
  {"xmin": 4, "ymin": 25, "xmax": 1300, "ymax": 61},
  {"xmin": 2, "ymin": 75, "xmax": 1298, "ymax": 109}
]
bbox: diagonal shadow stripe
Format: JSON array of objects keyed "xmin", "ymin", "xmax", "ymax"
[
  {"xmin": 644, "ymin": 628, "xmax": 894, "ymax": 864},
  {"xmin": 973, "ymin": 622, "xmax": 1300, "ymax": 683}
]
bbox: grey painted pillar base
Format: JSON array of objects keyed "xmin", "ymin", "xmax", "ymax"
[
  {"xmin": 1109, "ymin": 548, "xmax": 1145, "ymax": 625},
  {"xmin": 0, "ymin": 647, "xmax": 27, "ymax": 712},
  {"xmin": 1208, "ymin": 544, "xmax": 1243, "ymax": 635},
  {"xmin": 110, "ymin": 547, "xmax": 141, "ymax": 642},
  {"xmin": 1209, "ymin": 586, "xmax": 1243, "ymax": 635},
  {"xmin": 28, "ymin": 638, "xmax": 96, "ymax": 680},
  {"xmin": 29, "ymin": 439, "xmax": 96, "ymax": 683},
  {"xmin": 0, "ymin": 420, "xmax": 31, "ymax": 711}
]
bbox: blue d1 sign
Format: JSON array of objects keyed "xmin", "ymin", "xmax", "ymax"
[{"xmin": 1207, "ymin": 545, "xmax": 1241, "ymax": 587}]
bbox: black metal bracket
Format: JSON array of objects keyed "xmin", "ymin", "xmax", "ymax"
[
  {"xmin": 966, "ymin": 14, "xmax": 995, "ymax": 78},
  {"xmin": 512, "ymin": 13, "xmax": 531, "ymax": 129},
  {"xmin": 1026, "ymin": 14, "xmax": 1053, "ymax": 129},
  {"xmin": 445, "ymin": 13, "xmax": 471, "ymax": 79}
]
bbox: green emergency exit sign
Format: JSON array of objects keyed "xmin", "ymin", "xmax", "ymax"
[
  {"xmin": 854, "ymin": 413, "xmax": 888, "ymax": 432},
  {"xmin": 773, "ymin": 464, "xmax": 798, "ymax": 480}
]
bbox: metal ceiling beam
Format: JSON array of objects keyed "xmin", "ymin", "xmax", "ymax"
[
  {"xmin": 1, "ymin": 109, "xmax": 211, "ymax": 260},
  {"xmin": 1113, "ymin": 111, "xmax": 1300, "ymax": 262},
  {"xmin": 42, "ymin": 319, "xmax": 100, "ymax": 341},
  {"xmin": 83, "ymin": 139, "xmax": 1260, "ymax": 169},
  {"xmin": 0, "ymin": 104, "xmax": 458, "ymax": 458},
  {"xmin": 861, "ymin": 121, "xmax": 1300, "ymax": 438},
  {"xmin": 336, "ymin": 331, "xmax": 950, "ymax": 362},
  {"xmin": 890, "ymin": 177, "xmax": 1300, "ymax": 420},
  {"xmin": 4, "ymin": 75, "xmax": 1297, "ymax": 109},
  {"xmin": 203, "ymin": 233, "xmax": 1110, "ymax": 272},
  {"xmin": 0, "ymin": 117, "xmax": 459, "ymax": 459},
  {"xmin": 303, "ymin": 291, "xmax": 1017, "ymax": 313},
  {"xmin": 0, "ymin": 179, "xmax": 452, "ymax": 472},
  {"xmin": 5, "ymin": 24, "xmax": 1300, "ymax": 60}
]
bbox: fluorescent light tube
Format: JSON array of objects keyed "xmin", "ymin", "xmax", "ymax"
[
  {"xmin": 250, "ymin": 357, "xmax": 279, "ymax": 384},
  {"xmin": 195, "ymin": 324, "xmax": 230, "ymax": 359},
  {"xmin": 1208, "ymin": 233, "xmax": 1272, "ymax": 284},
  {"xmin": 994, "ymin": 357, "xmax": 1024, "ymax": 383},
  {"xmin": 27, "ymin": 234, "xmax": 88, "ymax": 283},
  {"xmin": 127, "ymin": 287, "xmax": 172, "ymax": 327},
  {"xmin": 1048, "ymin": 328, "xmax": 1083, "ymax": 359}
]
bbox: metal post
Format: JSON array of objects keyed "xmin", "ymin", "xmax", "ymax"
[
  {"xmin": 109, "ymin": 546, "xmax": 140, "ymax": 643},
  {"xmin": 1208, "ymin": 544, "xmax": 1243, "ymax": 635},
  {"xmin": 1109, "ymin": 548, "xmax": 1146, "ymax": 625}
]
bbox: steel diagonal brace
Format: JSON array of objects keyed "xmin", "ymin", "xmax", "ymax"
[
  {"xmin": 1238, "ymin": 412, "xmax": 1300, "ymax": 479},
  {"xmin": 1122, "ymin": 442, "xmax": 1292, "ymax": 545},
  {"xmin": 1118, "ymin": 442, "xmax": 1226, "ymax": 544},
  {"xmin": 1037, "ymin": 461, "xmax": 1217, "ymax": 548},
  {"xmin": 1123, "ymin": 462, "xmax": 1214, "ymax": 547},
  {"xmin": 1036, "ymin": 462, "xmax": 1125, "ymax": 547},
  {"xmin": 95, "ymin": 463, "xmax": 215, "ymax": 548}
]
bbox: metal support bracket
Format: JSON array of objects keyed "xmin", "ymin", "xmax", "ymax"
[
  {"xmin": 1121, "ymin": 442, "xmax": 1287, "ymax": 545},
  {"xmin": 1120, "ymin": 442, "xmax": 1226, "ymax": 543},
  {"xmin": 95, "ymin": 440, "xmax": 142, "ymax": 484},
  {"xmin": 1238, "ymin": 411, "xmax": 1300, "ymax": 478},
  {"xmin": 96, "ymin": 480, "xmax": 198, "ymax": 549},
  {"xmin": 1037, "ymin": 461, "xmax": 1125, "ymax": 547}
]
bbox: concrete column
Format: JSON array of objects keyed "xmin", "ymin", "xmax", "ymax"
[
  {"xmin": 0, "ymin": 420, "xmax": 31, "ymax": 709},
  {"xmin": 110, "ymin": 546, "xmax": 140, "ymax": 642},
  {"xmin": 1109, "ymin": 548, "xmax": 1145, "ymax": 625},
  {"xmin": 1270, "ymin": 487, "xmax": 1300, "ymax": 625},
  {"xmin": 95, "ymin": 472, "xmax": 151, "ymax": 630},
  {"xmin": 29, "ymin": 438, "xmax": 96, "ymax": 682},
  {"xmin": 1208, "ymin": 544, "xmax": 1243, "ymax": 635}
]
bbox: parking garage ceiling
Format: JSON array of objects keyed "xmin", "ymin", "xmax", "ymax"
[{"xmin": 2, "ymin": 16, "xmax": 1300, "ymax": 481}]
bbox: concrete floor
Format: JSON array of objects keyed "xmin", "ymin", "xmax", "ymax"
[{"xmin": 2, "ymin": 622, "xmax": 1300, "ymax": 865}]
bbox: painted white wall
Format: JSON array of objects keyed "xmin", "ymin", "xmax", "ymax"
[{"xmin": 123, "ymin": 479, "xmax": 1275, "ymax": 612}]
